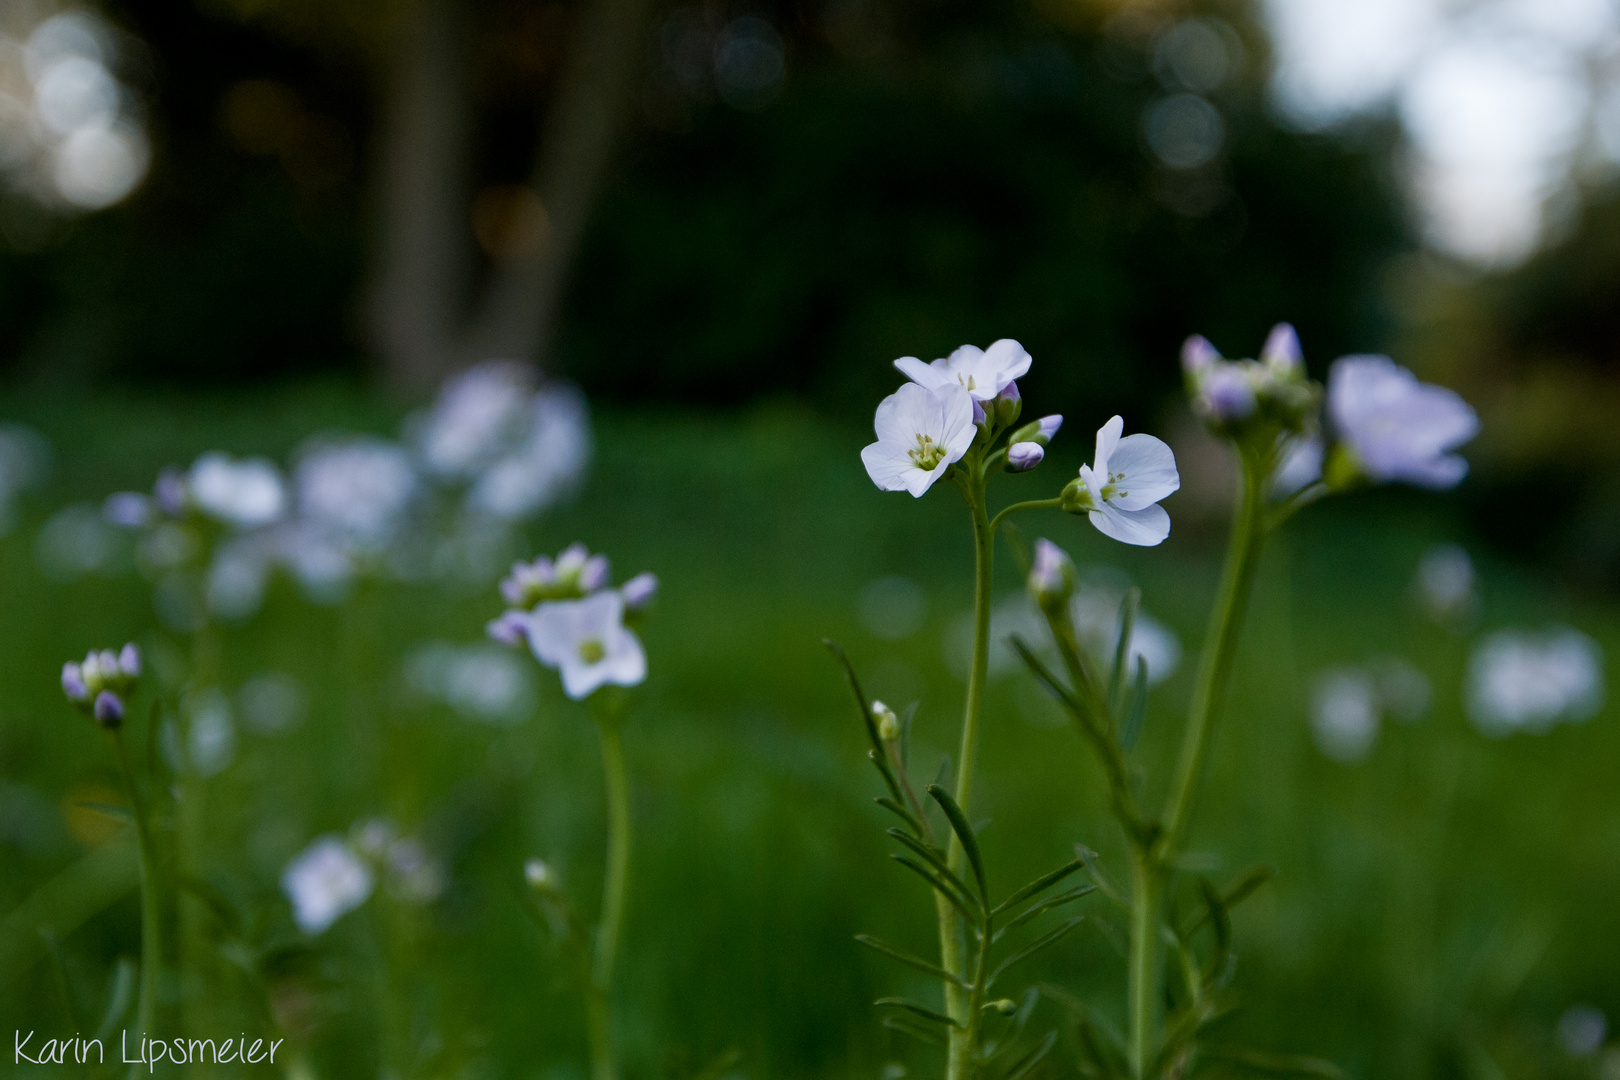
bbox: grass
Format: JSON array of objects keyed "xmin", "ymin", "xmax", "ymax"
[{"xmin": 0, "ymin": 384, "xmax": 1615, "ymax": 1078}]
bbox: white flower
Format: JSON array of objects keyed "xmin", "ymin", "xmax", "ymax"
[
  {"xmin": 1468, "ymin": 627, "xmax": 1604, "ymax": 736},
  {"xmin": 188, "ymin": 452, "xmax": 286, "ymax": 528},
  {"xmin": 1066, "ymin": 417, "xmax": 1180, "ymax": 547},
  {"xmin": 860, "ymin": 383, "xmax": 977, "ymax": 498},
  {"xmin": 1413, "ymin": 544, "xmax": 1476, "ymax": 625},
  {"xmin": 414, "ymin": 362, "xmax": 534, "ymax": 479},
  {"xmin": 294, "ymin": 438, "xmax": 418, "ymax": 552},
  {"xmin": 526, "ymin": 591, "xmax": 647, "ymax": 699},
  {"xmin": 1310, "ymin": 669, "xmax": 1381, "ymax": 763},
  {"xmin": 1327, "ymin": 356, "xmax": 1479, "ymax": 489},
  {"xmin": 894, "ymin": 339, "xmax": 1032, "ymax": 401},
  {"xmin": 469, "ymin": 386, "xmax": 592, "ymax": 521},
  {"xmin": 282, "ymin": 836, "xmax": 374, "ymax": 934}
]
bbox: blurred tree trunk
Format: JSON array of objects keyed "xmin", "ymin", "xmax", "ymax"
[{"xmin": 369, "ymin": 0, "xmax": 655, "ymax": 393}]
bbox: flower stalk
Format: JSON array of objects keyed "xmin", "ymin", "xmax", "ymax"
[
  {"xmin": 108, "ymin": 725, "xmax": 165, "ymax": 1043},
  {"xmin": 587, "ymin": 698, "xmax": 632, "ymax": 1080}
]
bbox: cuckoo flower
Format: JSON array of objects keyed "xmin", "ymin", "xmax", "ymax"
[
  {"xmin": 894, "ymin": 340, "xmax": 1032, "ymax": 402},
  {"xmin": 861, "ymin": 383, "xmax": 977, "ymax": 498},
  {"xmin": 282, "ymin": 836, "xmax": 375, "ymax": 934},
  {"xmin": 527, "ymin": 590, "xmax": 647, "ymax": 700},
  {"xmin": 188, "ymin": 452, "xmax": 287, "ymax": 529},
  {"xmin": 1062, "ymin": 417, "xmax": 1180, "ymax": 546},
  {"xmin": 1326, "ymin": 356, "xmax": 1479, "ymax": 489}
]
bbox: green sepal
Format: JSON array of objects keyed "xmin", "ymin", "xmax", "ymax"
[{"xmin": 854, "ymin": 934, "xmax": 970, "ymax": 988}]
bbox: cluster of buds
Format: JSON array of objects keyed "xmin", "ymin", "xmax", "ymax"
[
  {"xmin": 61, "ymin": 643, "xmax": 141, "ymax": 728},
  {"xmin": 1181, "ymin": 324, "xmax": 1318, "ymax": 441},
  {"xmin": 498, "ymin": 542, "xmax": 612, "ymax": 608},
  {"xmin": 1002, "ymin": 413, "xmax": 1064, "ymax": 474}
]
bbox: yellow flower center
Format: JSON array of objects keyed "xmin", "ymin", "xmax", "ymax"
[
  {"xmin": 578, "ymin": 639, "xmax": 606, "ymax": 664},
  {"xmin": 908, "ymin": 433, "xmax": 946, "ymax": 471}
]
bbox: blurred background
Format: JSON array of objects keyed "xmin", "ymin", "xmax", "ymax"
[{"xmin": 1, "ymin": 0, "xmax": 1619, "ymax": 1076}]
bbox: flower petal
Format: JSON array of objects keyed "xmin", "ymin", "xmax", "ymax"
[
  {"xmin": 894, "ymin": 356, "xmax": 949, "ymax": 391},
  {"xmin": 1092, "ymin": 416, "xmax": 1124, "ymax": 475},
  {"xmin": 982, "ymin": 338, "xmax": 1032, "ymax": 385},
  {"xmin": 1105, "ymin": 434, "xmax": 1180, "ymax": 509},
  {"xmin": 1089, "ymin": 502, "xmax": 1171, "ymax": 547},
  {"xmin": 861, "ymin": 442, "xmax": 920, "ymax": 493}
]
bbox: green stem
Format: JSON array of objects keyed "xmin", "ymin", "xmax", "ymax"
[
  {"xmin": 942, "ymin": 468, "xmax": 994, "ymax": 1080},
  {"xmin": 1127, "ymin": 850, "xmax": 1159, "ymax": 1078},
  {"xmin": 110, "ymin": 728, "xmax": 162, "ymax": 1049},
  {"xmin": 987, "ymin": 497, "xmax": 1063, "ymax": 535},
  {"xmin": 588, "ymin": 714, "xmax": 632, "ymax": 1080},
  {"xmin": 1160, "ymin": 455, "xmax": 1269, "ymax": 852}
]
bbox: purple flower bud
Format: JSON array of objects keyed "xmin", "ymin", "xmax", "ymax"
[
  {"xmin": 118, "ymin": 643, "xmax": 141, "ymax": 678},
  {"xmin": 1036, "ymin": 415, "xmax": 1062, "ymax": 444},
  {"xmin": 1182, "ymin": 335, "xmax": 1220, "ymax": 375},
  {"xmin": 97, "ymin": 650, "xmax": 120, "ymax": 677},
  {"xmin": 93, "ymin": 690, "xmax": 125, "ymax": 728},
  {"xmin": 1261, "ymin": 323, "xmax": 1303, "ymax": 378},
  {"xmin": 103, "ymin": 492, "xmax": 152, "ymax": 528},
  {"xmin": 972, "ymin": 399, "xmax": 987, "ymax": 425},
  {"xmin": 486, "ymin": 610, "xmax": 531, "ymax": 647},
  {"xmin": 621, "ymin": 572, "xmax": 659, "ymax": 611},
  {"xmin": 993, "ymin": 381, "xmax": 1022, "ymax": 427},
  {"xmin": 154, "ymin": 468, "xmax": 188, "ymax": 517},
  {"xmin": 1199, "ymin": 366, "xmax": 1257, "ymax": 422},
  {"xmin": 1028, "ymin": 538, "xmax": 1074, "ymax": 608},
  {"xmin": 579, "ymin": 554, "xmax": 611, "ymax": 594},
  {"xmin": 1006, "ymin": 442, "xmax": 1044, "ymax": 472},
  {"xmin": 62, "ymin": 662, "xmax": 89, "ymax": 702}
]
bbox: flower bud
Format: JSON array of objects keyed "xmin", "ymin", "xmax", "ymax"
[
  {"xmin": 971, "ymin": 399, "xmax": 987, "ymax": 426},
  {"xmin": 93, "ymin": 690, "xmax": 125, "ymax": 729},
  {"xmin": 1036, "ymin": 415, "xmax": 1062, "ymax": 444},
  {"xmin": 993, "ymin": 382, "xmax": 1022, "ymax": 427},
  {"xmin": 1196, "ymin": 366, "xmax": 1257, "ymax": 423},
  {"xmin": 486, "ymin": 610, "xmax": 530, "ymax": 647},
  {"xmin": 524, "ymin": 858, "xmax": 554, "ymax": 891},
  {"xmin": 1027, "ymin": 539, "xmax": 1075, "ymax": 611},
  {"xmin": 1005, "ymin": 442, "xmax": 1044, "ymax": 472},
  {"xmin": 154, "ymin": 468, "xmax": 189, "ymax": 517},
  {"xmin": 986, "ymin": 999, "xmax": 1019, "ymax": 1016},
  {"xmin": 872, "ymin": 701, "xmax": 900, "ymax": 742},
  {"xmin": 621, "ymin": 572, "xmax": 659, "ymax": 612},
  {"xmin": 578, "ymin": 555, "xmax": 611, "ymax": 594},
  {"xmin": 62, "ymin": 662, "xmax": 89, "ymax": 703},
  {"xmin": 1261, "ymin": 322, "xmax": 1302, "ymax": 380},
  {"xmin": 118, "ymin": 643, "xmax": 141, "ymax": 678},
  {"xmin": 1181, "ymin": 335, "xmax": 1220, "ymax": 376}
]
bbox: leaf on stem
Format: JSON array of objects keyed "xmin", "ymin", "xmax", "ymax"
[
  {"xmin": 824, "ymin": 639, "xmax": 881, "ymax": 754},
  {"xmin": 882, "ymin": 1015, "xmax": 946, "ymax": 1047},
  {"xmin": 926, "ymin": 785, "xmax": 988, "ymax": 905},
  {"xmin": 1000, "ymin": 1029, "xmax": 1057, "ymax": 1080},
  {"xmin": 1075, "ymin": 845, "xmax": 1129, "ymax": 911},
  {"xmin": 992, "ymin": 886, "xmax": 1095, "ymax": 942},
  {"xmin": 874, "ymin": 997, "xmax": 963, "ymax": 1029},
  {"xmin": 888, "ymin": 830, "xmax": 983, "ymax": 916},
  {"xmin": 1197, "ymin": 1045, "xmax": 1345, "ymax": 1078},
  {"xmin": 1107, "ymin": 587, "xmax": 1141, "ymax": 722},
  {"xmin": 987, "ymin": 916, "xmax": 1082, "ymax": 987},
  {"xmin": 1039, "ymin": 982, "xmax": 1131, "ymax": 1080},
  {"xmin": 1120, "ymin": 655, "xmax": 1149, "ymax": 752},
  {"xmin": 993, "ymin": 856, "xmax": 1086, "ymax": 917},
  {"xmin": 854, "ymin": 934, "xmax": 971, "ymax": 988},
  {"xmin": 874, "ymin": 796, "xmax": 925, "ymax": 837},
  {"xmin": 891, "ymin": 855, "xmax": 982, "ymax": 930}
]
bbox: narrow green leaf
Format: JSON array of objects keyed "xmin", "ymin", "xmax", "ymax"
[
  {"xmin": 854, "ymin": 934, "xmax": 970, "ymax": 989},
  {"xmin": 899, "ymin": 701, "xmax": 918, "ymax": 774},
  {"xmin": 1038, "ymin": 983, "xmax": 1130, "ymax": 1080},
  {"xmin": 1002, "ymin": 1030, "xmax": 1057, "ymax": 1080},
  {"xmin": 1001, "ymin": 521, "xmax": 1033, "ymax": 578},
  {"xmin": 1120, "ymin": 655, "xmax": 1149, "ymax": 752},
  {"xmin": 93, "ymin": 957, "xmax": 136, "ymax": 1043},
  {"xmin": 874, "ymin": 997, "xmax": 962, "ymax": 1029},
  {"xmin": 993, "ymin": 886, "xmax": 1095, "ymax": 942},
  {"xmin": 874, "ymin": 796, "xmax": 923, "ymax": 837},
  {"xmin": 888, "ymin": 830, "xmax": 983, "ymax": 916},
  {"xmin": 891, "ymin": 856, "xmax": 981, "ymax": 930},
  {"xmin": 1199, "ymin": 876, "xmax": 1233, "ymax": 960},
  {"xmin": 1221, "ymin": 864, "xmax": 1276, "ymax": 912},
  {"xmin": 987, "ymin": 916, "xmax": 1082, "ymax": 988},
  {"xmin": 1075, "ymin": 845, "xmax": 1129, "ymax": 911},
  {"xmin": 926, "ymin": 785, "xmax": 987, "ymax": 905},
  {"xmin": 1107, "ymin": 587, "xmax": 1140, "ymax": 721},
  {"xmin": 1199, "ymin": 1044, "xmax": 1346, "ymax": 1078},
  {"xmin": 993, "ymin": 857, "xmax": 1086, "ymax": 917}
]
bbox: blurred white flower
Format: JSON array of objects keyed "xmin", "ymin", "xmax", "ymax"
[
  {"xmin": 1414, "ymin": 543, "xmax": 1477, "ymax": 625},
  {"xmin": 1065, "ymin": 416, "xmax": 1180, "ymax": 547},
  {"xmin": 282, "ymin": 836, "xmax": 374, "ymax": 934},
  {"xmin": 294, "ymin": 437, "xmax": 418, "ymax": 553},
  {"xmin": 468, "ymin": 387, "xmax": 592, "ymax": 521},
  {"xmin": 185, "ymin": 688, "xmax": 236, "ymax": 777},
  {"xmin": 861, "ymin": 382, "xmax": 977, "ymax": 498},
  {"xmin": 415, "ymin": 362, "xmax": 534, "ymax": 479},
  {"xmin": 1558, "ymin": 1004, "xmax": 1608, "ymax": 1057},
  {"xmin": 407, "ymin": 641, "xmax": 536, "ymax": 725},
  {"xmin": 239, "ymin": 673, "xmax": 307, "ymax": 735},
  {"xmin": 1311, "ymin": 669, "xmax": 1381, "ymax": 762},
  {"xmin": 527, "ymin": 591, "xmax": 647, "ymax": 699},
  {"xmin": 35, "ymin": 503, "xmax": 123, "ymax": 579},
  {"xmin": 894, "ymin": 339, "xmax": 1032, "ymax": 402},
  {"xmin": 206, "ymin": 534, "xmax": 275, "ymax": 621},
  {"xmin": 1327, "ymin": 356, "xmax": 1479, "ymax": 489},
  {"xmin": 189, "ymin": 452, "xmax": 287, "ymax": 528},
  {"xmin": 1070, "ymin": 581, "xmax": 1183, "ymax": 687},
  {"xmin": 1468, "ymin": 627, "xmax": 1604, "ymax": 736}
]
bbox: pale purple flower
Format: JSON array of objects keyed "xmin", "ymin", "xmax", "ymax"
[
  {"xmin": 486, "ymin": 610, "xmax": 531, "ymax": 647},
  {"xmin": 118, "ymin": 643, "xmax": 140, "ymax": 677},
  {"xmin": 1181, "ymin": 334, "xmax": 1220, "ymax": 375},
  {"xmin": 1006, "ymin": 442, "xmax": 1044, "ymax": 472},
  {"xmin": 282, "ymin": 836, "xmax": 375, "ymax": 934},
  {"xmin": 1260, "ymin": 322, "xmax": 1302, "ymax": 379},
  {"xmin": 294, "ymin": 438, "xmax": 418, "ymax": 552},
  {"xmin": 102, "ymin": 492, "xmax": 152, "ymax": 528},
  {"xmin": 526, "ymin": 591, "xmax": 647, "ymax": 699},
  {"xmin": 1198, "ymin": 365, "xmax": 1257, "ymax": 422},
  {"xmin": 1067, "ymin": 417, "xmax": 1180, "ymax": 547},
  {"xmin": 500, "ymin": 543, "xmax": 609, "ymax": 606},
  {"xmin": 154, "ymin": 468, "xmax": 188, "ymax": 517},
  {"xmin": 860, "ymin": 383, "xmax": 977, "ymax": 498},
  {"xmin": 621, "ymin": 572, "xmax": 659, "ymax": 611},
  {"xmin": 1327, "ymin": 356, "xmax": 1479, "ymax": 489},
  {"xmin": 893, "ymin": 340, "xmax": 1032, "ymax": 402},
  {"xmin": 1036, "ymin": 415, "xmax": 1062, "ymax": 443}
]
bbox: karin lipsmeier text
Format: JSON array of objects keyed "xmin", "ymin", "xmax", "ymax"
[{"xmin": 14, "ymin": 1029, "xmax": 285, "ymax": 1069}]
